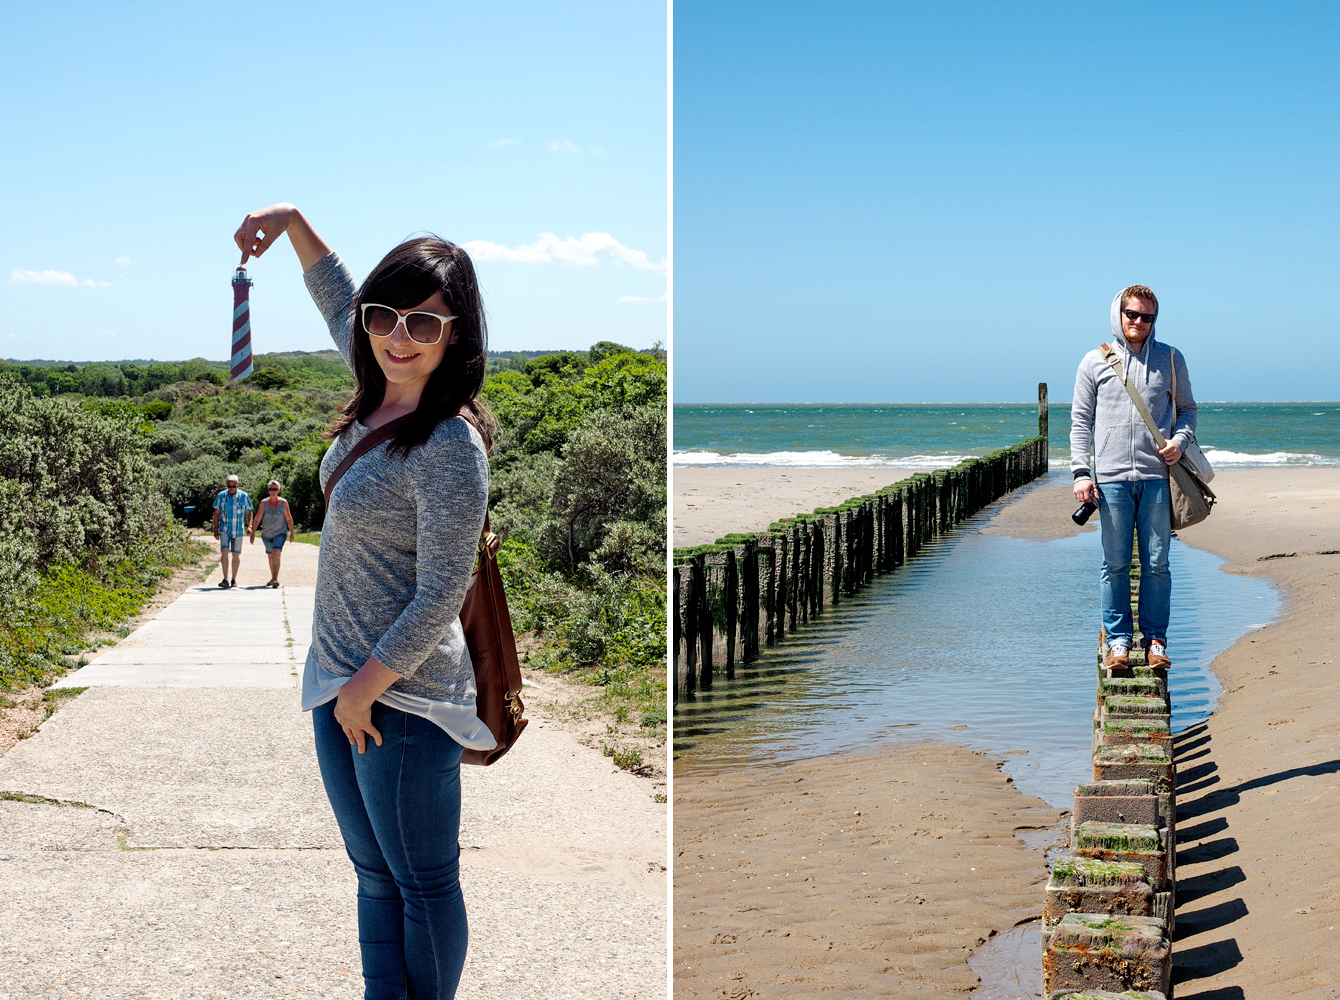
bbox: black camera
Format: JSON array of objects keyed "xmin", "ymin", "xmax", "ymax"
[{"xmin": 1072, "ymin": 501, "xmax": 1098, "ymax": 526}]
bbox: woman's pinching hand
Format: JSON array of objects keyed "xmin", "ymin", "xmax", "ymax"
[{"xmin": 234, "ymin": 204, "xmax": 297, "ymax": 266}]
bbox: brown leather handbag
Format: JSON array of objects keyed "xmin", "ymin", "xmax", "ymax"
[{"xmin": 323, "ymin": 415, "xmax": 528, "ymax": 765}]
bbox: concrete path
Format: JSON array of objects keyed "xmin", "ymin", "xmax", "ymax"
[{"xmin": 0, "ymin": 552, "xmax": 666, "ymax": 998}]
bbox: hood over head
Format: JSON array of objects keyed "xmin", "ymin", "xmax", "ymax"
[
  {"xmin": 1110, "ymin": 288, "xmax": 1160, "ymax": 382},
  {"xmin": 1111, "ymin": 288, "xmax": 1158, "ymax": 343}
]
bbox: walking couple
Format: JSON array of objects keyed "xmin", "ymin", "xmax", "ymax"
[{"xmin": 211, "ymin": 475, "xmax": 296, "ymax": 588}]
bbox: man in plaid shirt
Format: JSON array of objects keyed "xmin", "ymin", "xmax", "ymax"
[{"xmin": 212, "ymin": 474, "xmax": 254, "ymax": 589}]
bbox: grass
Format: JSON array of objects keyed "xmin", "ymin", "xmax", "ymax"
[
  {"xmin": 293, "ymin": 531, "xmax": 322, "ymax": 546},
  {"xmin": 0, "ymin": 532, "xmax": 207, "ymax": 691}
]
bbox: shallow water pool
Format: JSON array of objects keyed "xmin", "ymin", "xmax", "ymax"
[{"xmin": 674, "ymin": 498, "xmax": 1279, "ymax": 809}]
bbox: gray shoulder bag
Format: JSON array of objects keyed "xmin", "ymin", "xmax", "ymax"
[{"xmin": 1099, "ymin": 343, "xmax": 1216, "ymax": 530}]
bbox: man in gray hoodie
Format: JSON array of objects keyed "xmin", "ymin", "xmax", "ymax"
[{"xmin": 1070, "ymin": 284, "xmax": 1197, "ymax": 669}]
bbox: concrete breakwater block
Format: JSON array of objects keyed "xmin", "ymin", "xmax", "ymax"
[
  {"xmin": 1048, "ymin": 992, "xmax": 1167, "ymax": 1000},
  {"xmin": 1073, "ymin": 781, "xmax": 1159, "ymax": 828},
  {"xmin": 1093, "ymin": 745, "xmax": 1174, "ymax": 795},
  {"xmin": 1102, "ymin": 719, "xmax": 1173, "ymax": 756},
  {"xmin": 1044, "ymin": 856, "xmax": 1154, "ymax": 926},
  {"xmin": 1099, "ymin": 676, "xmax": 1167, "ymax": 702},
  {"xmin": 1073, "ymin": 822, "xmax": 1167, "ymax": 891},
  {"xmin": 1103, "ymin": 665, "xmax": 1167, "ymax": 687},
  {"xmin": 1042, "ymin": 913, "xmax": 1171, "ymax": 997},
  {"xmin": 1103, "ymin": 695, "xmax": 1168, "ymax": 719}
]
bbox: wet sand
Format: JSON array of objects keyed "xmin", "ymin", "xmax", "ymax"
[
  {"xmin": 673, "ymin": 467, "xmax": 1340, "ymax": 996},
  {"xmin": 673, "ymin": 744, "xmax": 1062, "ymax": 998},
  {"xmin": 673, "ymin": 467, "xmax": 942, "ymax": 548}
]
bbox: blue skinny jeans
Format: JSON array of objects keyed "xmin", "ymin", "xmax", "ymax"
[
  {"xmin": 1097, "ymin": 478, "xmax": 1172, "ymax": 649},
  {"xmin": 313, "ymin": 700, "xmax": 468, "ymax": 1000}
]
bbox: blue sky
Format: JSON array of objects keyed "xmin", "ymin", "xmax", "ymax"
[
  {"xmin": 674, "ymin": 2, "xmax": 1340, "ymax": 403},
  {"xmin": 1, "ymin": 1, "xmax": 667, "ymax": 363}
]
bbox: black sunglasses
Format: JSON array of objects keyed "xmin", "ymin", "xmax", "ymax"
[{"xmin": 1121, "ymin": 308, "xmax": 1155, "ymax": 324}]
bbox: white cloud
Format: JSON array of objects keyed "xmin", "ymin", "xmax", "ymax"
[
  {"xmin": 10, "ymin": 268, "xmax": 111, "ymax": 287},
  {"xmin": 464, "ymin": 232, "xmax": 666, "ymax": 272},
  {"xmin": 94, "ymin": 329, "xmax": 115, "ymax": 337},
  {"xmin": 486, "ymin": 138, "xmax": 520, "ymax": 148},
  {"xmin": 12, "ymin": 268, "xmax": 78, "ymax": 286},
  {"xmin": 114, "ymin": 256, "xmax": 132, "ymax": 267},
  {"xmin": 616, "ymin": 293, "xmax": 668, "ymax": 304},
  {"xmin": 547, "ymin": 139, "xmax": 579, "ymax": 153}
]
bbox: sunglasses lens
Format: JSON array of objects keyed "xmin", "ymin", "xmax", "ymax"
[
  {"xmin": 364, "ymin": 305, "xmax": 401, "ymax": 336},
  {"xmin": 406, "ymin": 313, "xmax": 444, "ymax": 344}
]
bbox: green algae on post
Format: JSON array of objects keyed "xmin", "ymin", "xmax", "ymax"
[
  {"xmin": 1050, "ymin": 856, "xmax": 1151, "ymax": 887},
  {"xmin": 1103, "ymin": 695, "xmax": 1166, "ymax": 716},
  {"xmin": 1050, "ymin": 912, "xmax": 1168, "ymax": 956},
  {"xmin": 1102, "ymin": 718, "xmax": 1170, "ymax": 736},
  {"xmin": 1075, "ymin": 780, "xmax": 1156, "ymax": 797},
  {"xmin": 1093, "ymin": 744, "xmax": 1170, "ymax": 765},
  {"xmin": 1074, "ymin": 822, "xmax": 1161, "ymax": 853}
]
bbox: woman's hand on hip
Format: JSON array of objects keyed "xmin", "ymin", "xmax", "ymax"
[
  {"xmin": 333, "ymin": 686, "xmax": 382, "ymax": 754},
  {"xmin": 333, "ymin": 656, "xmax": 402, "ymax": 754}
]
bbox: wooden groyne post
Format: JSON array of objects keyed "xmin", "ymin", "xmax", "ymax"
[{"xmin": 673, "ymin": 388, "xmax": 1051, "ymax": 701}]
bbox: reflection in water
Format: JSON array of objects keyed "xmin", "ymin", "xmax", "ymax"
[{"xmin": 675, "ymin": 512, "xmax": 1279, "ymax": 808}]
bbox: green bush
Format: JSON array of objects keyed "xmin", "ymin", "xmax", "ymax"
[
  {"xmin": 245, "ymin": 367, "xmax": 291, "ymax": 390},
  {"xmin": 178, "ymin": 359, "xmax": 226, "ymax": 385},
  {"xmin": 0, "ymin": 379, "xmax": 172, "ymax": 579}
]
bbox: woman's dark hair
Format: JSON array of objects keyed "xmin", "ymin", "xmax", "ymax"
[{"xmin": 329, "ymin": 236, "xmax": 496, "ymax": 454}]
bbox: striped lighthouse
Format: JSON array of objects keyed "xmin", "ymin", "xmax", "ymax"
[{"xmin": 230, "ymin": 267, "xmax": 255, "ymax": 381}]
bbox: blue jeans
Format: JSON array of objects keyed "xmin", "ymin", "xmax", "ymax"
[
  {"xmin": 312, "ymin": 700, "xmax": 468, "ymax": 1000},
  {"xmin": 1097, "ymin": 479, "xmax": 1172, "ymax": 649}
]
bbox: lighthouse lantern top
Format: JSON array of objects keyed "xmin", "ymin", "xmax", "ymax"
[{"xmin": 232, "ymin": 267, "xmax": 252, "ymax": 286}]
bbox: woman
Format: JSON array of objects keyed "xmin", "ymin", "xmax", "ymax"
[
  {"xmin": 235, "ymin": 204, "xmax": 496, "ymax": 1000},
  {"xmin": 247, "ymin": 479, "xmax": 296, "ymax": 587}
]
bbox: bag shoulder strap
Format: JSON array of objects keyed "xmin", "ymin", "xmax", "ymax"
[
  {"xmin": 323, "ymin": 417, "xmax": 497, "ymax": 551},
  {"xmin": 1099, "ymin": 342, "xmax": 1167, "ymax": 449},
  {"xmin": 322, "ymin": 415, "xmax": 411, "ymax": 510}
]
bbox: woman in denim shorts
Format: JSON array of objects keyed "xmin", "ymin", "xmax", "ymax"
[{"xmin": 249, "ymin": 479, "xmax": 295, "ymax": 588}]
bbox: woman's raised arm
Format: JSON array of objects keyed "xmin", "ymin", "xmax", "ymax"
[{"xmin": 234, "ymin": 204, "xmax": 333, "ymax": 271}]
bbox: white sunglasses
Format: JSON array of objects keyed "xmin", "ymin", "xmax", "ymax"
[{"xmin": 359, "ymin": 303, "xmax": 458, "ymax": 345}]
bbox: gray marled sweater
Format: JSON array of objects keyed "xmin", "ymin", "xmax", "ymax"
[{"xmin": 303, "ymin": 252, "xmax": 489, "ymax": 702}]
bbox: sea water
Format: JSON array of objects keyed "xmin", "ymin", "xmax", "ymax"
[
  {"xmin": 674, "ymin": 401, "xmax": 1340, "ymax": 469},
  {"xmin": 673, "ymin": 480, "xmax": 1280, "ymax": 809}
]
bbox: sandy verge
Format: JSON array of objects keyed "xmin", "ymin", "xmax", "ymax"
[
  {"xmin": 673, "ymin": 744, "xmax": 1063, "ymax": 998},
  {"xmin": 674, "ymin": 467, "xmax": 941, "ymax": 548}
]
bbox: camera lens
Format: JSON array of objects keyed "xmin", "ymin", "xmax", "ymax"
[{"xmin": 1072, "ymin": 501, "xmax": 1098, "ymax": 526}]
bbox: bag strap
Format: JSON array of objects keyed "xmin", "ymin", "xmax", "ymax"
[
  {"xmin": 324, "ymin": 416, "xmax": 498, "ymax": 552},
  {"xmin": 1099, "ymin": 342, "xmax": 1168, "ymax": 449},
  {"xmin": 322, "ymin": 415, "xmax": 412, "ymax": 510}
]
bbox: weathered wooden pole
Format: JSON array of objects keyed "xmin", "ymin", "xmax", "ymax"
[
  {"xmin": 724, "ymin": 549, "xmax": 738, "ymax": 679},
  {"xmin": 1038, "ymin": 382, "xmax": 1049, "ymax": 447},
  {"xmin": 742, "ymin": 539, "xmax": 759, "ymax": 661},
  {"xmin": 672, "ymin": 566, "xmax": 682, "ymax": 703},
  {"xmin": 695, "ymin": 555, "xmax": 712, "ymax": 690}
]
